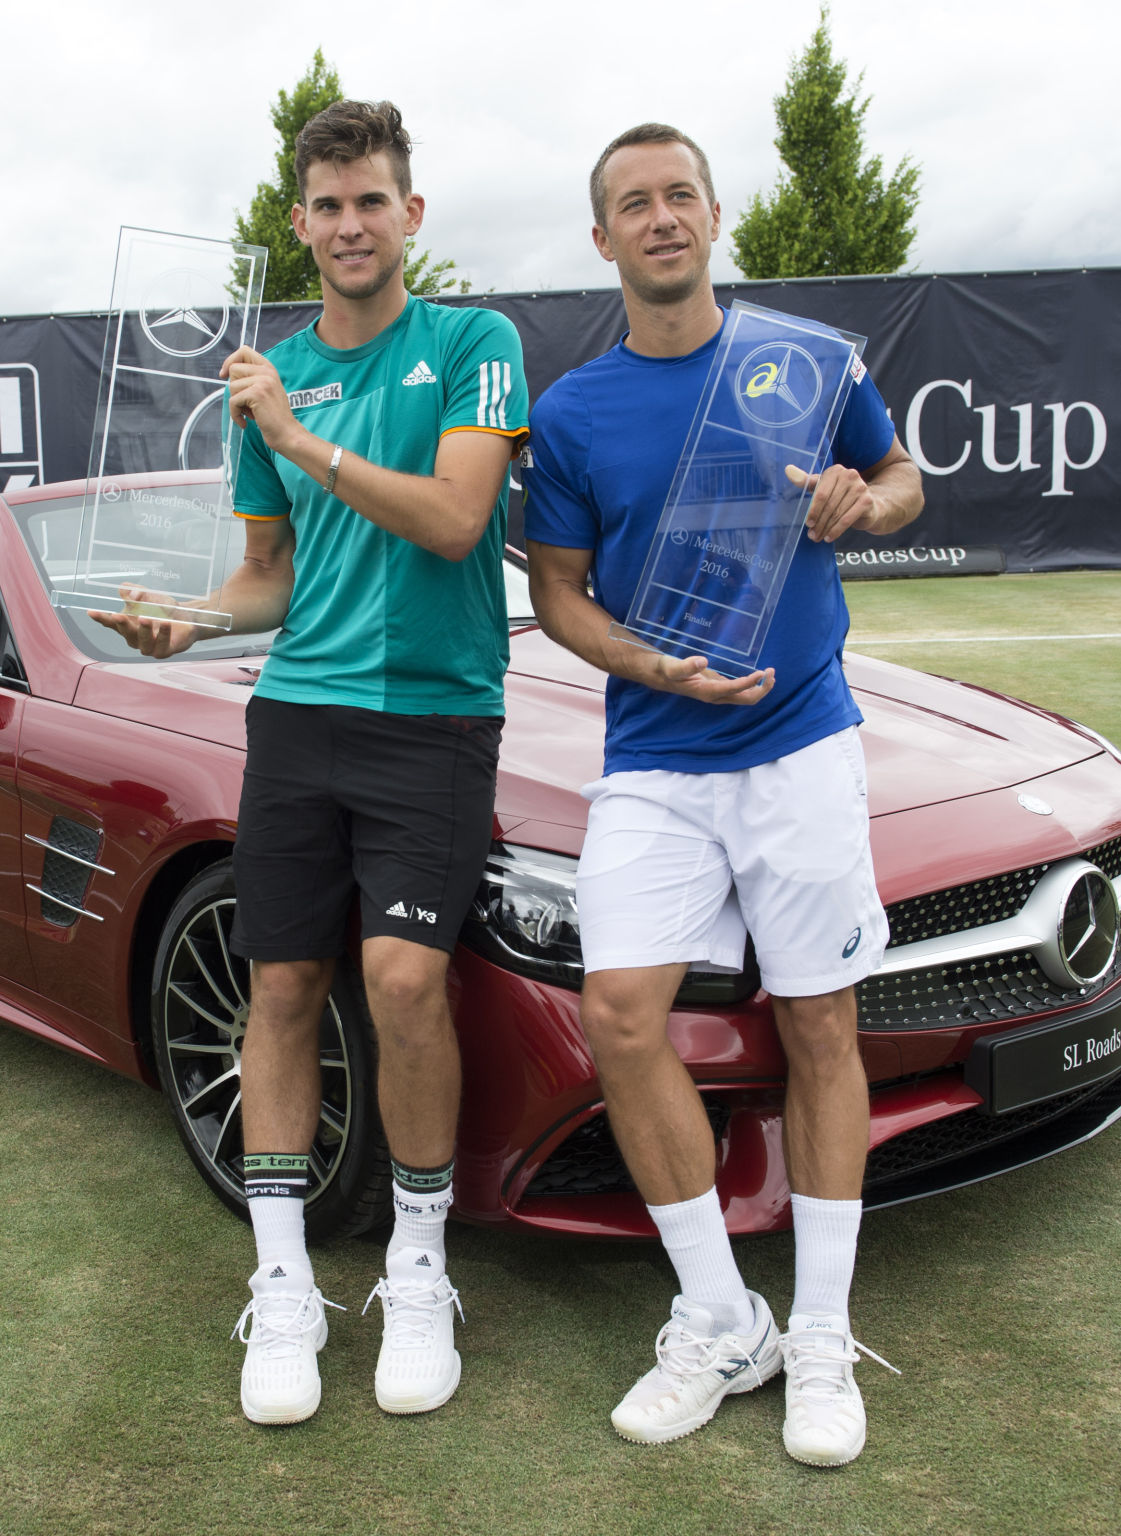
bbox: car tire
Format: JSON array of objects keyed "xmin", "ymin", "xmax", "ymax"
[{"xmin": 149, "ymin": 858, "xmax": 391, "ymax": 1240}]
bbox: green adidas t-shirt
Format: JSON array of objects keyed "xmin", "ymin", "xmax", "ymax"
[{"xmin": 231, "ymin": 295, "xmax": 529, "ymax": 715}]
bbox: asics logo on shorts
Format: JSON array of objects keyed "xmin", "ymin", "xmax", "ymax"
[{"xmin": 842, "ymin": 927, "xmax": 862, "ymax": 958}]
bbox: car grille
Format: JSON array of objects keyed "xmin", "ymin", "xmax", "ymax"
[
  {"xmin": 862, "ymin": 1068, "xmax": 1121, "ymax": 1186},
  {"xmin": 859, "ymin": 836, "xmax": 1121, "ymax": 1031},
  {"xmin": 520, "ymin": 1070, "xmax": 1121, "ymax": 1203},
  {"xmin": 883, "ymin": 835, "xmax": 1121, "ymax": 947},
  {"xmin": 856, "ymin": 952, "xmax": 1120, "ymax": 1030},
  {"xmin": 524, "ymin": 1099, "xmax": 732, "ymax": 1199}
]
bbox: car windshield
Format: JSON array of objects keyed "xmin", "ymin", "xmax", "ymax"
[{"xmin": 8, "ymin": 477, "xmax": 538, "ymax": 664}]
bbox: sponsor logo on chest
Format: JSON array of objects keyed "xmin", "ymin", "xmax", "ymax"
[{"xmin": 287, "ymin": 382, "xmax": 343, "ymax": 409}]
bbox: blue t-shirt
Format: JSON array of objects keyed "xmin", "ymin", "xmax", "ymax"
[
  {"xmin": 522, "ymin": 312, "xmax": 895, "ymax": 774},
  {"xmin": 232, "ymin": 296, "xmax": 529, "ymax": 715}
]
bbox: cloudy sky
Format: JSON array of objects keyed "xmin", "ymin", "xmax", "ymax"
[{"xmin": 2, "ymin": 0, "xmax": 1114, "ymax": 315}]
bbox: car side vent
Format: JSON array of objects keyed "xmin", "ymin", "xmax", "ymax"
[{"xmin": 28, "ymin": 819, "xmax": 106, "ymax": 928}]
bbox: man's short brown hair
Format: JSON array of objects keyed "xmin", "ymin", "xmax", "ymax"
[
  {"xmin": 294, "ymin": 99, "xmax": 413, "ymax": 202},
  {"xmin": 589, "ymin": 123, "xmax": 715, "ymax": 229}
]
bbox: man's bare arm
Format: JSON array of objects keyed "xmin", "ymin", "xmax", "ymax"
[
  {"xmin": 89, "ymin": 515, "xmax": 296, "ymax": 658},
  {"xmin": 526, "ymin": 541, "xmax": 774, "ymax": 707},
  {"xmin": 222, "ymin": 346, "xmax": 515, "ymax": 562},
  {"xmin": 793, "ymin": 433, "xmax": 924, "ymax": 545}
]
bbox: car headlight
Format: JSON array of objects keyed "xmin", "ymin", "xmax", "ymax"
[
  {"xmin": 461, "ymin": 841, "xmax": 762, "ymax": 1005},
  {"xmin": 463, "ymin": 844, "xmax": 584, "ymax": 985}
]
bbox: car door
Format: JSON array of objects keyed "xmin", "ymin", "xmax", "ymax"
[{"xmin": 0, "ymin": 592, "xmax": 34, "ymax": 990}]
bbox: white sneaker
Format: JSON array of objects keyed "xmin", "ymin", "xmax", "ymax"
[
  {"xmin": 364, "ymin": 1247, "xmax": 464, "ymax": 1415},
  {"xmin": 610, "ymin": 1292, "xmax": 782, "ymax": 1444},
  {"xmin": 779, "ymin": 1314, "xmax": 900, "ymax": 1467},
  {"xmin": 233, "ymin": 1285, "xmax": 342, "ymax": 1425}
]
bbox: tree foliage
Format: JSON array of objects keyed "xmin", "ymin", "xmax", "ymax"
[
  {"xmin": 233, "ymin": 49, "xmax": 469, "ymax": 302},
  {"xmin": 730, "ymin": 8, "xmax": 920, "ymax": 279}
]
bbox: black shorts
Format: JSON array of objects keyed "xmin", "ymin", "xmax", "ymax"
[{"xmin": 231, "ymin": 696, "xmax": 502, "ymax": 961}]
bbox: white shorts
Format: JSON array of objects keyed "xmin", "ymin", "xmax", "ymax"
[{"xmin": 576, "ymin": 727, "xmax": 889, "ymax": 997}]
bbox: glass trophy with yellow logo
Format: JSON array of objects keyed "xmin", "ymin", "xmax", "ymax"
[
  {"xmin": 609, "ymin": 300, "xmax": 867, "ymax": 676},
  {"xmin": 51, "ymin": 227, "xmax": 267, "ymax": 630}
]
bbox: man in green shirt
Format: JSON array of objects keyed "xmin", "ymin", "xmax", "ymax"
[{"xmin": 96, "ymin": 99, "xmax": 528, "ymax": 1426}]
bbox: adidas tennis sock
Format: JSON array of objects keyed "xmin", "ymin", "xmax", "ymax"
[
  {"xmin": 244, "ymin": 1153, "xmax": 313, "ymax": 1292},
  {"xmin": 386, "ymin": 1158, "xmax": 454, "ymax": 1272},
  {"xmin": 789, "ymin": 1192, "xmax": 862, "ymax": 1327},
  {"xmin": 647, "ymin": 1187, "xmax": 756, "ymax": 1335}
]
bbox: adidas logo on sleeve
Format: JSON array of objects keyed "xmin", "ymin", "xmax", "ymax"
[{"xmin": 403, "ymin": 360, "xmax": 437, "ymax": 386}]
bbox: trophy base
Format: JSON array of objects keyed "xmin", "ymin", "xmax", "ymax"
[
  {"xmin": 52, "ymin": 588, "xmax": 233, "ymax": 632},
  {"xmin": 608, "ymin": 619, "xmax": 764, "ymax": 681}
]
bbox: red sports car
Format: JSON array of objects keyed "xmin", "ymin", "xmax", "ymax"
[{"xmin": 2, "ymin": 472, "xmax": 1120, "ymax": 1241}]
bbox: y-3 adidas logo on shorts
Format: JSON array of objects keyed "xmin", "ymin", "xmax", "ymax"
[
  {"xmin": 385, "ymin": 900, "xmax": 438, "ymax": 924},
  {"xmin": 402, "ymin": 360, "xmax": 437, "ymax": 385}
]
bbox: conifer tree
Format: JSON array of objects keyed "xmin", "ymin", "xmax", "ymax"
[{"xmin": 731, "ymin": 9, "xmax": 919, "ymax": 278}]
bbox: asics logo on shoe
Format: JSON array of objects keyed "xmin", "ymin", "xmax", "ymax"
[
  {"xmin": 716, "ymin": 1357, "xmax": 751, "ymax": 1381},
  {"xmin": 403, "ymin": 360, "xmax": 437, "ymax": 386},
  {"xmin": 269, "ymin": 1266, "xmax": 287, "ymax": 1279}
]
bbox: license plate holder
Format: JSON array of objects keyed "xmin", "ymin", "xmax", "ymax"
[{"xmin": 964, "ymin": 1000, "xmax": 1121, "ymax": 1115}]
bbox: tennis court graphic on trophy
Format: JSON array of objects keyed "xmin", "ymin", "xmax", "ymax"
[
  {"xmin": 609, "ymin": 301, "xmax": 867, "ymax": 677},
  {"xmin": 51, "ymin": 227, "xmax": 267, "ymax": 630}
]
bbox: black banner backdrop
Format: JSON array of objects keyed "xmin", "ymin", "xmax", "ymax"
[{"xmin": 1, "ymin": 269, "xmax": 1117, "ymax": 571}]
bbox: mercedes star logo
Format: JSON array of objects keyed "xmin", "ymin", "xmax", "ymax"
[
  {"xmin": 140, "ymin": 268, "xmax": 230, "ymax": 358},
  {"xmin": 1058, "ymin": 868, "xmax": 1120, "ymax": 987},
  {"xmin": 1017, "ymin": 793, "xmax": 1054, "ymax": 816}
]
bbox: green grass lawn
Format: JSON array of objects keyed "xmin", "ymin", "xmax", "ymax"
[
  {"xmin": 845, "ymin": 570, "xmax": 1121, "ymax": 746},
  {"xmin": 1, "ymin": 571, "xmax": 1119, "ymax": 1536},
  {"xmin": 2, "ymin": 1024, "xmax": 1118, "ymax": 1536}
]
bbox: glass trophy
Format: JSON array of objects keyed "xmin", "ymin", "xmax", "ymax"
[
  {"xmin": 609, "ymin": 300, "xmax": 867, "ymax": 676},
  {"xmin": 51, "ymin": 227, "xmax": 267, "ymax": 630}
]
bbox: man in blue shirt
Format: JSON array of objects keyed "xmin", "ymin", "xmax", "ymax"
[{"xmin": 524, "ymin": 123, "xmax": 922, "ymax": 1467}]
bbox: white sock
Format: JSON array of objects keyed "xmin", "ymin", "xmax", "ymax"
[
  {"xmin": 247, "ymin": 1196, "xmax": 313, "ymax": 1293},
  {"xmin": 789, "ymin": 1192, "xmax": 862, "ymax": 1328},
  {"xmin": 386, "ymin": 1178, "xmax": 453, "ymax": 1272},
  {"xmin": 647, "ymin": 1187, "xmax": 756, "ymax": 1335}
]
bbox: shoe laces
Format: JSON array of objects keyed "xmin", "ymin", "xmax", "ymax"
[
  {"xmin": 654, "ymin": 1319, "xmax": 762, "ymax": 1387},
  {"xmin": 363, "ymin": 1273, "xmax": 464, "ymax": 1348},
  {"xmin": 779, "ymin": 1326, "xmax": 900, "ymax": 1398},
  {"xmin": 231, "ymin": 1288, "xmax": 344, "ymax": 1357}
]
